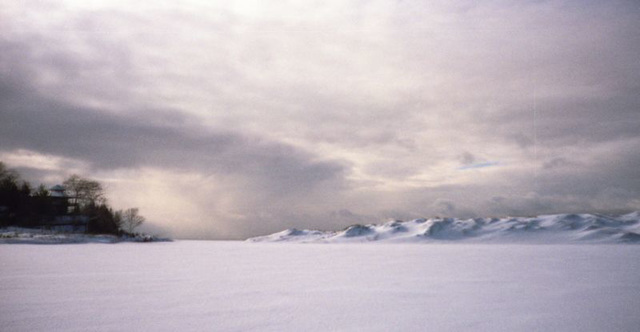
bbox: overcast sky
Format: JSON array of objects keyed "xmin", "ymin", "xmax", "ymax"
[{"xmin": 1, "ymin": 0, "xmax": 639, "ymax": 239}]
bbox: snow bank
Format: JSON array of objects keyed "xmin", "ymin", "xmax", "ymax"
[
  {"xmin": 0, "ymin": 227, "xmax": 170, "ymax": 244},
  {"xmin": 248, "ymin": 212, "xmax": 640, "ymax": 244}
]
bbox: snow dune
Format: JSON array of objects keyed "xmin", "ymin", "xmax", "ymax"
[
  {"xmin": 1, "ymin": 242, "xmax": 639, "ymax": 331},
  {"xmin": 248, "ymin": 212, "xmax": 640, "ymax": 244}
]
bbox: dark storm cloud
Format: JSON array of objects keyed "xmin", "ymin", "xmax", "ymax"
[{"xmin": 0, "ymin": 72, "xmax": 346, "ymax": 199}]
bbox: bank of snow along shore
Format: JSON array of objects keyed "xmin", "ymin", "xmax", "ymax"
[{"xmin": 0, "ymin": 227, "xmax": 171, "ymax": 244}]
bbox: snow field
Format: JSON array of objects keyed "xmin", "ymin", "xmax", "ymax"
[{"xmin": 1, "ymin": 241, "xmax": 639, "ymax": 331}]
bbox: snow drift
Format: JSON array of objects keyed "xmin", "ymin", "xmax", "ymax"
[{"xmin": 248, "ymin": 212, "xmax": 640, "ymax": 244}]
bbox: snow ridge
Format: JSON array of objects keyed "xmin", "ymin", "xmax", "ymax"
[{"xmin": 247, "ymin": 212, "xmax": 640, "ymax": 244}]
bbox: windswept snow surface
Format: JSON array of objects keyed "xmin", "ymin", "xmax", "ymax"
[
  {"xmin": 248, "ymin": 212, "xmax": 640, "ymax": 244},
  {"xmin": 1, "ymin": 241, "xmax": 640, "ymax": 331}
]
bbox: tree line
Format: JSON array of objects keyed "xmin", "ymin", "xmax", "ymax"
[{"xmin": 0, "ymin": 161, "xmax": 144, "ymax": 235}]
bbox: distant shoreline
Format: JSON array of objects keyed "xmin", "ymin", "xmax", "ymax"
[{"xmin": 0, "ymin": 227, "xmax": 171, "ymax": 244}]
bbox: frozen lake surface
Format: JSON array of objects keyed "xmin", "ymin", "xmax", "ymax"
[{"xmin": 1, "ymin": 241, "xmax": 639, "ymax": 331}]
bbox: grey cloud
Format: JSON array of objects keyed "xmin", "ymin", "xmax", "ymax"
[
  {"xmin": 328, "ymin": 209, "xmax": 374, "ymax": 227},
  {"xmin": 533, "ymin": 97, "xmax": 639, "ymax": 147},
  {"xmin": 1, "ymin": 0, "xmax": 639, "ymax": 238},
  {"xmin": 0, "ymin": 75, "xmax": 352, "ymax": 239},
  {"xmin": 0, "ymin": 69, "xmax": 347, "ymax": 199},
  {"xmin": 537, "ymin": 146, "xmax": 640, "ymax": 198},
  {"xmin": 459, "ymin": 152, "xmax": 476, "ymax": 165},
  {"xmin": 479, "ymin": 94, "xmax": 640, "ymax": 156},
  {"xmin": 511, "ymin": 133, "xmax": 535, "ymax": 150},
  {"xmin": 389, "ymin": 144, "xmax": 640, "ymax": 218},
  {"xmin": 476, "ymin": 146, "xmax": 640, "ymax": 216},
  {"xmin": 432, "ymin": 199, "xmax": 456, "ymax": 216},
  {"xmin": 542, "ymin": 157, "xmax": 573, "ymax": 170}
]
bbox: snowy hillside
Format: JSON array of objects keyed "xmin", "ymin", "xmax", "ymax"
[{"xmin": 248, "ymin": 212, "xmax": 640, "ymax": 244}]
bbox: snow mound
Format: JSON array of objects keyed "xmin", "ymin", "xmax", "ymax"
[
  {"xmin": 247, "ymin": 212, "xmax": 640, "ymax": 244},
  {"xmin": 0, "ymin": 227, "xmax": 171, "ymax": 244}
]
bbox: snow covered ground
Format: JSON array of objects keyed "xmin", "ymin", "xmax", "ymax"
[
  {"xmin": 1, "ymin": 241, "xmax": 639, "ymax": 331},
  {"xmin": 0, "ymin": 227, "xmax": 168, "ymax": 244},
  {"xmin": 248, "ymin": 212, "xmax": 640, "ymax": 244}
]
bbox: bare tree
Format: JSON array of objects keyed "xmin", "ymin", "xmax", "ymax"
[
  {"xmin": 120, "ymin": 208, "xmax": 145, "ymax": 234},
  {"xmin": 0, "ymin": 161, "xmax": 19, "ymax": 190},
  {"xmin": 63, "ymin": 175, "xmax": 105, "ymax": 212}
]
